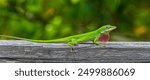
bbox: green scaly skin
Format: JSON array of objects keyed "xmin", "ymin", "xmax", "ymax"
[{"xmin": 0, "ymin": 25, "xmax": 116, "ymax": 46}]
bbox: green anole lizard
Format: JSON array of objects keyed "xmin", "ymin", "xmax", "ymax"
[{"xmin": 0, "ymin": 25, "xmax": 116, "ymax": 46}]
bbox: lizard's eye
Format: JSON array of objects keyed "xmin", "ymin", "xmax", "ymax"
[{"xmin": 106, "ymin": 26, "xmax": 110, "ymax": 29}]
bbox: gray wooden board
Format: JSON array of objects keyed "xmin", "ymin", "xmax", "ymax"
[{"xmin": 0, "ymin": 40, "xmax": 150, "ymax": 63}]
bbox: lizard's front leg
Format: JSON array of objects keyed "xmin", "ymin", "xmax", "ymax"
[
  {"xmin": 93, "ymin": 36, "xmax": 100, "ymax": 45},
  {"xmin": 67, "ymin": 38, "xmax": 78, "ymax": 52}
]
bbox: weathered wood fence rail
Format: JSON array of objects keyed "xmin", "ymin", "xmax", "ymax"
[{"xmin": 0, "ymin": 40, "xmax": 150, "ymax": 63}]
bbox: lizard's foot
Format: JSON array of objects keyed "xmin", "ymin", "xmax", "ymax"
[
  {"xmin": 67, "ymin": 41, "xmax": 78, "ymax": 46},
  {"xmin": 67, "ymin": 42, "xmax": 78, "ymax": 53},
  {"xmin": 94, "ymin": 42, "xmax": 105, "ymax": 46},
  {"xmin": 94, "ymin": 42, "xmax": 100, "ymax": 46}
]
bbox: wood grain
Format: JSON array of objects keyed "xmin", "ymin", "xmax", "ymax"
[{"xmin": 0, "ymin": 40, "xmax": 150, "ymax": 63}]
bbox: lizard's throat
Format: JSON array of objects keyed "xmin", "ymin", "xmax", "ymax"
[{"xmin": 99, "ymin": 33, "xmax": 110, "ymax": 43}]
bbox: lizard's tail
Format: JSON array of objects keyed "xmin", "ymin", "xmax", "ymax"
[{"xmin": 0, "ymin": 35, "xmax": 67, "ymax": 43}]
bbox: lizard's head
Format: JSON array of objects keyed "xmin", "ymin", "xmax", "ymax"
[
  {"xmin": 99, "ymin": 25, "xmax": 117, "ymax": 34},
  {"xmin": 97, "ymin": 25, "xmax": 116, "ymax": 42}
]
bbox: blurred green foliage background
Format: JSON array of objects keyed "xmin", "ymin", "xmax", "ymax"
[{"xmin": 0, "ymin": 0, "xmax": 150, "ymax": 41}]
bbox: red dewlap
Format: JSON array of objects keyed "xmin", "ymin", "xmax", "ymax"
[{"xmin": 99, "ymin": 33, "xmax": 110, "ymax": 43}]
